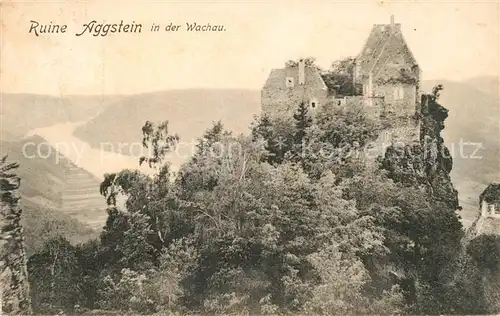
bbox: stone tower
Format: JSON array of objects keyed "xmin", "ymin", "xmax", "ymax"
[{"xmin": 355, "ymin": 15, "xmax": 421, "ymax": 146}]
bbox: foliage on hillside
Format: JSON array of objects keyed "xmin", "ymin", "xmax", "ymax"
[
  {"xmin": 285, "ymin": 56, "xmax": 359, "ymax": 97},
  {"xmin": 21, "ymin": 201, "xmax": 98, "ymax": 257},
  {"xmin": 1, "ymin": 135, "xmax": 67, "ymax": 204},
  {"xmin": 25, "ymin": 95, "xmax": 500, "ymax": 315},
  {"xmin": 320, "ymin": 57, "xmax": 358, "ymax": 96}
]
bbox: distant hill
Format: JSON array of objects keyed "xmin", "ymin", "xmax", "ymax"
[
  {"xmin": 462, "ymin": 75, "xmax": 499, "ymax": 97},
  {"xmin": 422, "ymin": 78, "xmax": 499, "ymax": 183},
  {"xmin": 1, "ymin": 135, "xmax": 108, "ymax": 230},
  {"xmin": 73, "ymin": 89, "xmax": 262, "ymax": 159},
  {"xmin": 0, "ymin": 93, "xmax": 122, "ymax": 140},
  {"xmin": 422, "ymin": 77, "xmax": 499, "ymax": 224}
]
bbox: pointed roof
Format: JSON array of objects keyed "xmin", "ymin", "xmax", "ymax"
[{"xmin": 356, "ymin": 16, "xmax": 418, "ymax": 78}]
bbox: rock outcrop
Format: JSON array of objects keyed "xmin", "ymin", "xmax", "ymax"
[
  {"xmin": 380, "ymin": 93, "xmax": 460, "ymax": 210},
  {"xmin": 0, "ymin": 156, "xmax": 32, "ymax": 314}
]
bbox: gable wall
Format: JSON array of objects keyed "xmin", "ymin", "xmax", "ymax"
[
  {"xmin": 261, "ymin": 81, "xmax": 329, "ymax": 118},
  {"xmin": 368, "ymin": 29, "xmax": 419, "ymax": 118}
]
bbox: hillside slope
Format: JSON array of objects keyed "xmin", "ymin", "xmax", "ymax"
[
  {"xmin": 1, "ymin": 135, "xmax": 108, "ymax": 229},
  {"xmin": 73, "ymin": 89, "xmax": 261, "ymax": 158},
  {"xmin": 463, "ymin": 75, "xmax": 499, "ymax": 97},
  {"xmin": 20, "ymin": 199, "xmax": 99, "ymax": 257}
]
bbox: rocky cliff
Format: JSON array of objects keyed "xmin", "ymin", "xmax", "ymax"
[
  {"xmin": 0, "ymin": 156, "xmax": 32, "ymax": 314},
  {"xmin": 380, "ymin": 93, "xmax": 460, "ymax": 210}
]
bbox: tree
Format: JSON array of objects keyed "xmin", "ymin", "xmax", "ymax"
[
  {"xmin": 302, "ymin": 241, "xmax": 404, "ymax": 315},
  {"xmin": 331, "ymin": 57, "xmax": 356, "ymax": 74},
  {"xmin": 293, "ymin": 100, "xmax": 380, "ymax": 180},
  {"xmin": 98, "ymin": 268, "xmax": 155, "ymax": 313},
  {"xmin": 432, "ymin": 84, "xmax": 444, "ymax": 100},
  {"xmin": 321, "ymin": 57, "xmax": 357, "ymax": 96},
  {"xmin": 468, "ymin": 234, "xmax": 500, "ymax": 275},
  {"xmin": 139, "ymin": 120, "xmax": 179, "ymax": 169},
  {"xmin": 98, "ymin": 120, "xmax": 184, "ymax": 267},
  {"xmin": 29, "ymin": 89, "xmax": 482, "ymax": 315},
  {"xmin": 465, "ymin": 235, "xmax": 500, "ymax": 314},
  {"xmin": 28, "ymin": 236, "xmax": 81, "ymax": 314},
  {"xmin": 304, "ymin": 57, "xmax": 316, "ymax": 67},
  {"xmin": 250, "ymin": 115, "xmax": 294, "ymax": 165},
  {"xmin": 285, "ymin": 57, "xmax": 317, "ymax": 68},
  {"xmin": 290, "ymin": 102, "xmax": 313, "ymax": 168},
  {"xmin": 293, "ymin": 102, "xmax": 313, "ymax": 145},
  {"xmin": 350, "ymin": 151, "xmax": 464, "ymax": 314}
]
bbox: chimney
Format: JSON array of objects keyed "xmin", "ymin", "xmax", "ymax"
[
  {"xmin": 390, "ymin": 15, "xmax": 395, "ymax": 26},
  {"xmin": 298, "ymin": 58, "xmax": 305, "ymax": 85}
]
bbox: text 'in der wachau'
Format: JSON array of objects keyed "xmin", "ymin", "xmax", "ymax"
[{"xmin": 29, "ymin": 20, "xmax": 226, "ymax": 36}]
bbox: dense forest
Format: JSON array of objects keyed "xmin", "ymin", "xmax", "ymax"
[{"xmin": 16, "ymin": 91, "xmax": 500, "ymax": 315}]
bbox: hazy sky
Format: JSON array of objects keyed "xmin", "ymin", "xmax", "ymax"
[{"xmin": 1, "ymin": 0, "xmax": 499, "ymax": 95}]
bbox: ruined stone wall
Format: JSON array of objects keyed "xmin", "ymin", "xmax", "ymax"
[
  {"xmin": 467, "ymin": 211, "xmax": 500, "ymax": 238},
  {"xmin": 361, "ymin": 86, "xmax": 420, "ymax": 155},
  {"xmin": 261, "ymin": 85, "xmax": 329, "ymax": 118},
  {"xmin": 468, "ymin": 186, "xmax": 500, "ymax": 238},
  {"xmin": 370, "ymin": 121, "xmax": 420, "ymax": 155},
  {"xmin": 0, "ymin": 161, "xmax": 32, "ymax": 315},
  {"xmin": 373, "ymin": 83, "xmax": 417, "ymax": 116},
  {"xmin": 339, "ymin": 93, "xmax": 420, "ymax": 159}
]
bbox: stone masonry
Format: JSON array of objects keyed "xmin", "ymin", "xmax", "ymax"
[{"xmin": 261, "ymin": 59, "xmax": 329, "ymax": 118}]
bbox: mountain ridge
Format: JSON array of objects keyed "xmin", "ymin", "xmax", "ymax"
[{"xmin": 0, "ymin": 93, "xmax": 123, "ymax": 141}]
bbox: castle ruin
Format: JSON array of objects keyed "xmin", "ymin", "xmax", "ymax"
[{"xmin": 261, "ymin": 15, "xmax": 422, "ymax": 148}]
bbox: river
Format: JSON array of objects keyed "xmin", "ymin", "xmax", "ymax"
[{"xmin": 25, "ymin": 120, "xmax": 153, "ymax": 180}]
